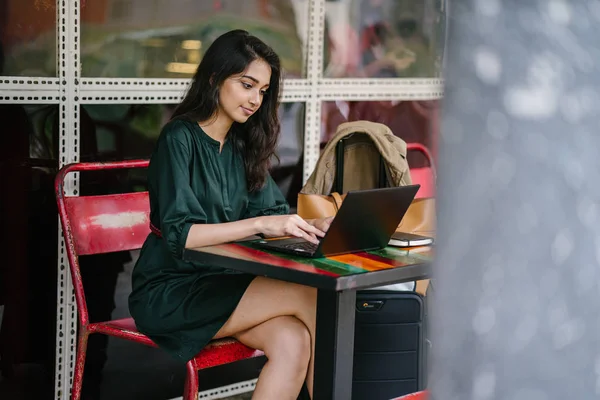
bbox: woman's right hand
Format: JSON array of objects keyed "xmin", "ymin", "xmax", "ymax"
[{"xmin": 255, "ymin": 214, "xmax": 326, "ymax": 244}]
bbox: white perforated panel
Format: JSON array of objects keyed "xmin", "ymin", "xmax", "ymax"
[
  {"xmin": 55, "ymin": 1, "xmax": 79, "ymax": 399},
  {"xmin": 0, "ymin": 91, "xmax": 60, "ymax": 103},
  {"xmin": 0, "ymin": 76, "xmax": 60, "ymax": 90},
  {"xmin": 303, "ymin": 0, "xmax": 326, "ymax": 183},
  {"xmin": 316, "ymin": 82, "xmax": 444, "ymax": 100},
  {"xmin": 319, "ymin": 78, "xmax": 443, "ymax": 87},
  {"xmin": 80, "ymin": 78, "xmax": 190, "ymax": 91},
  {"xmin": 72, "ymin": 81, "xmax": 444, "ymax": 104},
  {"xmin": 79, "ymin": 91, "xmax": 185, "ymax": 104},
  {"xmin": 167, "ymin": 378, "xmax": 258, "ymax": 400}
]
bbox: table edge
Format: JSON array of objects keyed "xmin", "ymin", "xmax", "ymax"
[{"xmin": 183, "ymin": 248, "xmax": 431, "ymax": 292}]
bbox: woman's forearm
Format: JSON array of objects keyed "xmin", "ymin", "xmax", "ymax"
[{"xmin": 184, "ymin": 218, "xmax": 261, "ymax": 249}]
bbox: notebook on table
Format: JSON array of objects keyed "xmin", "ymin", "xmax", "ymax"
[{"xmin": 388, "ymin": 232, "xmax": 434, "ymax": 248}]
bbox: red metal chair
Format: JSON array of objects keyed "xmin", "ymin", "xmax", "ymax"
[
  {"xmin": 55, "ymin": 160, "xmax": 263, "ymax": 400},
  {"xmin": 407, "ymin": 143, "xmax": 436, "ymax": 199},
  {"xmin": 390, "ymin": 390, "xmax": 429, "ymax": 400}
]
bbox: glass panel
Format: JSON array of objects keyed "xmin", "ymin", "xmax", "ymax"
[
  {"xmin": 81, "ymin": 0, "xmax": 307, "ymax": 78},
  {"xmin": 0, "ymin": 0, "xmax": 57, "ymax": 76},
  {"xmin": 323, "ymin": 0, "xmax": 446, "ymax": 78},
  {"xmin": 0, "ymin": 103, "xmax": 59, "ymax": 375},
  {"xmin": 271, "ymin": 102, "xmax": 304, "ymax": 208},
  {"xmin": 321, "ymin": 100, "xmax": 439, "ymax": 167}
]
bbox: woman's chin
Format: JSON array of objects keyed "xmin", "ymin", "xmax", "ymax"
[{"xmin": 234, "ymin": 114, "xmax": 252, "ymax": 124}]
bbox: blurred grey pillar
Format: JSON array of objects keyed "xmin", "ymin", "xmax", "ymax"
[{"xmin": 431, "ymin": 0, "xmax": 600, "ymax": 399}]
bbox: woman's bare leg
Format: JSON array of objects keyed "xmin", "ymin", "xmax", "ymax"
[
  {"xmin": 214, "ymin": 277, "xmax": 317, "ymax": 396},
  {"xmin": 233, "ymin": 316, "xmax": 310, "ymax": 399}
]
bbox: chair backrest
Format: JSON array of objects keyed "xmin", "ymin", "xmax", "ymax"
[
  {"xmin": 55, "ymin": 160, "xmax": 150, "ymax": 326},
  {"xmin": 406, "ymin": 143, "xmax": 436, "ymax": 199},
  {"xmin": 63, "ymin": 192, "xmax": 150, "ymax": 255}
]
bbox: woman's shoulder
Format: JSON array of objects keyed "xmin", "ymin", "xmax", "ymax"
[{"xmin": 159, "ymin": 117, "xmax": 197, "ymax": 144}]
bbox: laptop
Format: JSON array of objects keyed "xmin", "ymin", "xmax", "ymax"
[{"xmin": 254, "ymin": 185, "xmax": 421, "ymax": 258}]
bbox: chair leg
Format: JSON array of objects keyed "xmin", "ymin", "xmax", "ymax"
[
  {"xmin": 183, "ymin": 360, "xmax": 199, "ymax": 400},
  {"xmin": 71, "ymin": 330, "xmax": 90, "ymax": 400}
]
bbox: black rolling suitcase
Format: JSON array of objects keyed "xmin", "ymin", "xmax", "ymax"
[
  {"xmin": 331, "ymin": 136, "xmax": 429, "ymax": 399},
  {"xmin": 353, "ymin": 291, "xmax": 428, "ymax": 400}
]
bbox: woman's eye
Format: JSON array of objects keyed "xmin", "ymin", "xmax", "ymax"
[
  {"xmin": 242, "ymin": 82, "xmax": 252, "ymax": 89},
  {"xmin": 260, "ymin": 90, "xmax": 267, "ymax": 95}
]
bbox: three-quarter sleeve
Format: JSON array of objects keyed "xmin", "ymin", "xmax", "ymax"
[
  {"xmin": 243, "ymin": 175, "xmax": 290, "ymax": 219},
  {"xmin": 152, "ymin": 128, "xmax": 207, "ymax": 259}
]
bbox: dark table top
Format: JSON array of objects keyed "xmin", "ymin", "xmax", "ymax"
[{"xmin": 183, "ymin": 239, "xmax": 432, "ymax": 291}]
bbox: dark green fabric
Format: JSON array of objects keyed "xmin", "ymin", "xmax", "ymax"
[{"xmin": 129, "ymin": 118, "xmax": 289, "ymax": 361}]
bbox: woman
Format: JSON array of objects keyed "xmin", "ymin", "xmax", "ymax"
[{"xmin": 129, "ymin": 30, "xmax": 331, "ymax": 400}]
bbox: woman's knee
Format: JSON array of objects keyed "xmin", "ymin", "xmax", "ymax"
[{"xmin": 265, "ymin": 317, "xmax": 311, "ymax": 368}]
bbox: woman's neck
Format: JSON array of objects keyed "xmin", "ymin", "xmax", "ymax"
[{"xmin": 198, "ymin": 113, "xmax": 233, "ymax": 147}]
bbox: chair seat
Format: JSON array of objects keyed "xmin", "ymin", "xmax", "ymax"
[
  {"xmin": 390, "ymin": 390, "xmax": 429, "ymax": 400},
  {"xmin": 89, "ymin": 317, "xmax": 263, "ymax": 369}
]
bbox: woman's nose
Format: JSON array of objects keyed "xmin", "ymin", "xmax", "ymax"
[{"xmin": 249, "ymin": 90, "xmax": 260, "ymax": 106}]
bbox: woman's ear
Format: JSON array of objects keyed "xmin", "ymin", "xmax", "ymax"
[{"xmin": 209, "ymin": 74, "xmax": 215, "ymax": 86}]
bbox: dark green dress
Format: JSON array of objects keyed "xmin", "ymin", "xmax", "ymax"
[{"xmin": 128, "ymin": 118, "xmax": 289, "ymax": 362}]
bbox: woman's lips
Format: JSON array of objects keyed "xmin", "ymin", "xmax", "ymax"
[{"xmin": 241, "ymin": 107, "xmax": 255, "ymax": 116}]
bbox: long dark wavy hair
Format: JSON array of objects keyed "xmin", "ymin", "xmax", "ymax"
[{"xmin": 171, "ymin": 30, "xmax": 282, "ymax": 192}]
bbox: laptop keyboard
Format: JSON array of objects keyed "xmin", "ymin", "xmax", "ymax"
[{"xmin": 279, "ymin": 241, "xmax": 318, "ymax": 254}]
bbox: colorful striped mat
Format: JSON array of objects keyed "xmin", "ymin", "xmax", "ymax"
[{"xmin": 196, "ymin": 240, "xmax": 433, "ymax": 278}]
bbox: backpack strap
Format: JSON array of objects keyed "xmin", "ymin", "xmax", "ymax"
[
  {"xmin": 334, "ymin": 138, "xmax": 345, "ymax": 193},
  {"xmin": 378, "ymin": 155, "xmax": 387, "ymax": 188},
  {"xmin": 331, "ymin": 192, "xmax": 344, "ymax": 211}
]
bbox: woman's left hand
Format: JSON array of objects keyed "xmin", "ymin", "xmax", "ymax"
[{"xmin": 309, "ymin": 216, "xmax": 334, "ymax": 233}]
